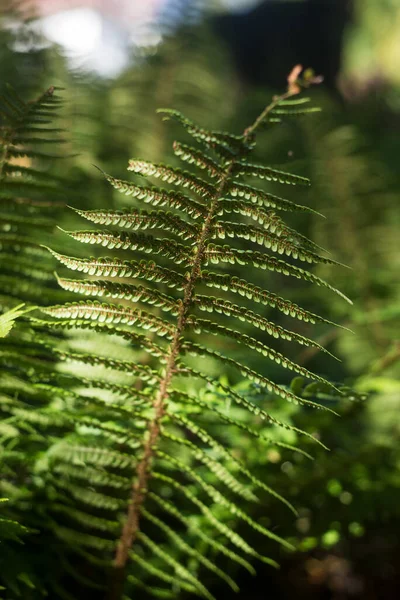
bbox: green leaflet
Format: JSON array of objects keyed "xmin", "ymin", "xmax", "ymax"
[
  {"xmin": 128, "ymin": 160, "xmax": 214, "ymax": 197},
  {"xmin": 101, "ymin": 171, "xmax": 207, "ymax": 219},
  {"xmin": 129, "ymin": 552, "xmax": 198, "ymax": 595},
  {"xmin": 211, "ymin": 220, "xmax": 340, "ymax": 265},
  {"xmin": 181, "ymin": 341, "xmax": 339, "ymax": 413},
  {"xmin": 165, "ymin": 409, "xmax": 298, "ymax": 514},
  {"xmin": 0, "ymin": 304, "xmax": 35, "ymax": 338},
  {"xmin": 232, "ymin": 160, "xmax": 311, "ymax": 186},
  {"xmin": 147, "ymin": 491, "xmax": 256, "ymax": 575},
  {"xmin": 140, "ymin": 508, "xmax": 240, "ymax": 592},
  {"xmin": 200, "ymin": 271, "xmax": 349, "ymax": 328},
  {"xmin": 55, "ymin": 275, "xmax": 179, "ymax": 313},
  {"xmin": 194, "ymin": 294, "xmax": 338, "ymax": 358},
  {"xmin": 52, "ymin": 464, "xmax": 131, "ymax": 490},
  {"xmin": 157, "ymin": 451, "xmax": 293, "ymax": 550},
  {"xmin": 47, "ymin": 248, "xmax": 186, "ymax": 288},
  {"xmin": 161, "ymin": 429, "xmax": 257, "ymax": 502},
  {"xmin": 42, "ymin": 301, "xmax": 175, "ymax": 337},
  {"xmin": 227, "ymin": 181, "xmax": 323, "ymax": 215},
  {"xmin": 186, "ymin": 316, "xmax": 339, "ymax": 389},
  {"xmin": 51, "ymin": 347, "xmax": 160, "ymax": 382},
  {"xmin": 157, "ymin": 108, "xmax": 253, "ymax": 157},
  {"xmin": 137, "ymin": 531, "xmax": 215, "ymax": 600},
  {"xmin": 173, "ymin": 141, "xmax": 222, "ymax": 179},
  {"xmin": 217, "ymin": 199, "xmax": 328, "ymax": 253},
  {"xmin": 203, "ymin": 245, "xmax": 352, "ymax": 304},
  {"xmin": 59, "ymin": 229, "xmax": 193, "ymax": 265},
  {"xmin": 70, "ymin": 206, "xmax": 199, "ymax": 240},
  {"xmin": 48, "ymin": 443, "xmax": 137, "ymax": 470},
  {"xmin": 169, "ymin": 389, "xmax": 313, "ymax": 460},
  {"xmin": 151, "ymin": 472, "xmax": 278, "ymax": 567},
  {"xmin": 176, "ymin": 365, "xmax": 329, "ymax": 447}
]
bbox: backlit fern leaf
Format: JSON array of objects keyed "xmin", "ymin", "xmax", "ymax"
[
  {"xmin": 36, "ymin": 75, "xmax": 351, "ymax": 599},
  {"xmin": 0, "ymin": 86, "xmax": 77, "ymax": 597}
]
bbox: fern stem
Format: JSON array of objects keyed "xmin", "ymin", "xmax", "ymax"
[{"xmin": 110, "ymin": 87, "xmax": 295, "ymax": 599}]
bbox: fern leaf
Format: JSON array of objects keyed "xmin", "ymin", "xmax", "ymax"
[
  {"xmin": 152, "ymin": 472, "xmax": 278, "ymax": 567},
  {"xmin": 211, "ymin": 220, "xmax": 339, "ymax": 265},
  {"xmin": 59, "ymin": 230, "xmax": 192, "ymax": 265},
  {"xmin": 233, "ymin": 160, "xmax": 311, "ymax": 186},
  {"xmin": 137, "ymin": 531, "xmax": 216, "ymax": 600},
  {"xmin": 18, "ymin": 84, "xmax": 351, "ymax": 598},
  {"xmin": 128, "ymin": 160, "xmax": 213, "ymax": 197},
  {"xmin": 70, "ymin": 207, "xmax": 199, "ymax": 240},
  {"xmin": 203, "ymin": 247, "xmax": 352, "ymax": 303},
  {"xmin": 194, "ymin": 294, "xmax": 337, "ymax": 357},
  {"xmin": 173, "ymin": 141, "xmax": 222, "ymax": 178},
  {"xmin": 0, "ymin": 304, "xmax": 34, "ymax": 338},
  {"xmin": 43, "ymin": 301, "xmax": 174, "ymax": 336},
  {"xmin": 55, "ymin": 275, "xmax": 179, "ymax": 313},
  {"xmin": 186, "ymin": 316, "xmax": 338, "ymax": 388},
  {"xmin": 148, "ymin": 492, "xmax": 256, "ymax": 575},
  {"xmin": 101, "ymin": 171, "xmax": 207, "ymax": 219},
  {"xmin": 227, "ymin": 181, "xmax": 322, "ymax": 215},
  {"xmin": 141, "ymin": 508, "xmax": 239, "ymax": 592},
  {"xmin": 201, "ymin": 271, "xmax": 348, "ymax": 327},
  {"xmin": 47, "ymin": 249, "xmax": 186, "ymax": 289}
]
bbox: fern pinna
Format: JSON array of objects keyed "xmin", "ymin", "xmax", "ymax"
[{"xmin": 37, "ymin": 70, "xmax": 350, "ymax": 599}]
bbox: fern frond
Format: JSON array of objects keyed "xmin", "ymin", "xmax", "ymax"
[{"xmin": 27, "ymin": 80, "xmax": 351, "ymax": 599}]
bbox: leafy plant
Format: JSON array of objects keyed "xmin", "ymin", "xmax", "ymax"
[
  {"xmin": 4, "ymin": 67, "xmax": 350, "ymax": 599},
  {"xmin": 0, "ymin": 84, "xmax": 78, "ymax": 599}
]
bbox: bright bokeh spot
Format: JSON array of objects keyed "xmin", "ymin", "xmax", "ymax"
[
  {"xmin": 40, "ymin": 8, "xmax": 102, "ymax": 55},
  {"xmin": 38, "ymin": 7, "xmax": 129, "ymax": 76}
]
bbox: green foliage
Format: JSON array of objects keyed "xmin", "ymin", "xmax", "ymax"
[
  {"xmin": 0, "ymin": 73, "xmax": 350, "ymax": 599},
  {"xmin": 0, "ymin": 303, "xmax": 35, "ymax": 338}
]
